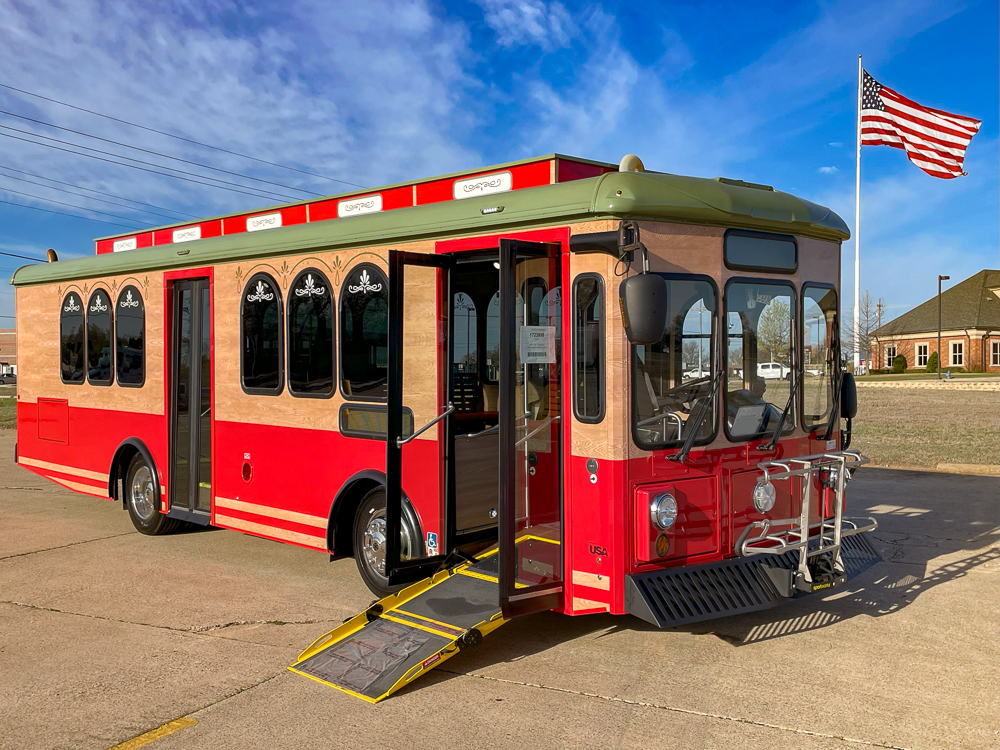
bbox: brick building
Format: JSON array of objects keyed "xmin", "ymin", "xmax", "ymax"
[
  {"xmin": 0, "ymin": 328, "xmax": 14, "ymax": 374},
  {"xmin": 871, "ymin": 269, "xmax": 1000, "ymax": 373}
]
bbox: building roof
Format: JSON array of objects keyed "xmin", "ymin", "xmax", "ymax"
[
  {"xmin": 10, "ymin": 167, "xmax": 849, "ymax": 287},
  {"xmin": 874, "ymin": 269, "xmax": 1000, "ymax": 337}
]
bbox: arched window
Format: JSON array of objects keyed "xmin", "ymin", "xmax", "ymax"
[
  {"xmin": 241, "ymin": 273, "xmax": 283, "ymax": 394},
  {"xmin": 86, "ymin": 289, "xmax": 113, "ymax": 385},
  {"xmin": 287, "ymin": 269, "xmax": 334, "ymax": 397},
  {"xmin": 116, "ymin": 285, "xmax": 145, "ymax": 387},
  {"xmin": 340, "ymin": 263, "xmax": 388, "ymax": 400},
  {"xmin": 60, "ymin": 292, "xmax": 85, "ymax": 384}
]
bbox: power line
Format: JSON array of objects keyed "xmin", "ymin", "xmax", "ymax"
[
  {"xmin": 0, "ymin": 124, "xmax": 301, "ymax": 202},
  {"xmin": 0, "ymin": 249, "xmax": 45, "ymax": 262},
  {"xmin": 0, "ymin": 108, "xmax": 326, "ymax": 197},
  {"xmin": 0, "ymin": 198, "xmax": 147, "ymax": 229},
  {"xmin": 0, "ymin": 163, "xmax": 199, "ymax": 219},
  {"xmin": 0, "ymin": 81, "xmax": 366, "ymax": 189},
  {"xmin": 0, "ymin": 185, "xmax": 153, "ymax": 226},
  {"xmin": 0, "ymin": 130, "xmax": 301, "ymax": 202},
  {"xmin": 0, "ymin": 170, "xmax": 186, "ymax": 222}
]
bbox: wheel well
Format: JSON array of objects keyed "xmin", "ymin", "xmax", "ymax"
[
  {"xmin": 108, "ymin": 439, "xmax": 159, "ymax": 508},
  {"xmin": 327, "ymin": 473, "xmax": 423, "ymax": 559}
]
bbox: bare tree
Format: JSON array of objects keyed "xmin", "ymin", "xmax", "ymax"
[
  {"xmin": 842, "ymin": 290, "xmax": 879, "ymax": 368},
  {"xmin": 757, "ymin": 299, "xmax": 791, "ymax": 364}
]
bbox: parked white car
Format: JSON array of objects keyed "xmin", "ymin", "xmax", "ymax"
[{"xmin": 757, "ymin": 362, "xmax": 790, "ymax": 380}]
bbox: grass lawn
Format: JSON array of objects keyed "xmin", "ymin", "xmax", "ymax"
[
  {"xmin": 851, "ymin": 387, "xmax": 1000, "ymax": 468},
  {"xmin": 0, "ymin": 398, "xmax": 14, "ymax": 430}
]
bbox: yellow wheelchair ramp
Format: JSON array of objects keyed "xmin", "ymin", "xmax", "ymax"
[{"xmin": 289, "ymin": 554, "xmax": 507, "ymax": 703}]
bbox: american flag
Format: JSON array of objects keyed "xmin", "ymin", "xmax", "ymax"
[{"xmin": 861, "ymin": 70, "xmax": 981, "ymax": 179}]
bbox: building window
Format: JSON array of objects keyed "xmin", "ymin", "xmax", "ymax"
[
  {"xmin": 340, "ymin": 263, "xmax": 388, "ymax": 400},
  {"xmin": 992, "ymin": 340, "xmax": 1000, "ymax": 367},
  {"xmin": 950, "ymin": 341, "xmax": 964, "ymax": 367},
  {"xmin": 60, "ymin": 292, "xmax": 85, "ymax": 384},
  {"xmin": 573, "ymin": 274, "xmax": 605, "ymax": 423},
  {"xmin": 287, "ymin": 269, "xmax": 334, "ymax": 397},
  {"xmin": 86, "ymin": 289, "xmax": 113, "ymax": 385},
  {"xmin": 241, "ymin": 273, "xmax": 283, "ymax": 394},
  {"xmin": 916, "ymin": 343, "xmax": 928, "ymax": 368},
  {"xmin": 116, "ymin": 286, "xmax": 145, "ymax": 386},
  {"xmin": 884, "ymin": 345, "xmax": 897, "ymax": 368}
]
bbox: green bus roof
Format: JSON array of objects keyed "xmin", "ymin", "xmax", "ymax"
[{"xmin": 12, "ymin": 169, "xmax": 848, "ymax": 287}]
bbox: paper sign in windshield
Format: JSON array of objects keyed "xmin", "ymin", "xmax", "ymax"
[{"xmin": 520, "ymin": 326, "xmax": 556, "ymax": 364}]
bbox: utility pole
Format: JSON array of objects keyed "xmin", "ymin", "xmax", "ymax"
[
  {"xmin": 876, "ymin": 299, "xmax": 884, "ymax": 368},
  {"xmin": 937, "ymin": 275, "xmax": 950, "ymax": 379}
]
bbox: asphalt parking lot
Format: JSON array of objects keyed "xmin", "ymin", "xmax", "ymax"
[{"xmin": 0, "ymin": 430, "xmax": 996, "ymax": 750}]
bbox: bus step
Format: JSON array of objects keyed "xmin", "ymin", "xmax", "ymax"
[{"xmin": 289, "ymin": 556, "xmax": 507, "ymax": 703}]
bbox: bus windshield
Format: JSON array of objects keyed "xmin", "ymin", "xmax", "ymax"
[
  {"xmin": 633, "ymin": 276, "xmax": 717, "ymax": 449},
  {"xmin": 725, "ymin": 281, "xmax": 796, "ymax": 440}
]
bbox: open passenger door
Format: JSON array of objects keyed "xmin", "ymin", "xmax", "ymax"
[{"xmin": 290, "ymin": 240, "xmax": 566, "ymax": 701}]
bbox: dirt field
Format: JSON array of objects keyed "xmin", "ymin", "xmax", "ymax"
[{"xmin": 851, "ymin": 387, "xmax": 999, "ymax": 468}]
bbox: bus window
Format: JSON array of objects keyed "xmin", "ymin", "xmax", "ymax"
[
  {"xmin": 340, "ymin": 263, "xmax": 388, "ymax": 400},
  {"xmin": 632, "ymin": 276, "xmax": 716, "ymax": 449},
  {"xmin": 802, "ymin": 285, "xmax": 838, "ymax": 430},
  {"xmin": 60, "ymin": 292, "xmax": 85, "ymax": 384},
  {"xmin": 724, "ymin": 281, "xmax": 796, "ymax": 440},
  {"xmin": 241, "ymin": 273, "xmax": 283, "ymax": 394},
  {"xmin": 485, "ymin": 291, "xmax": 523, "ymax": 383},
  {"xmin": 288, "ymin": 269, "xmax": 334, "ymax": 397},
  {"xmin": 86, "ymin": 289, "xmax": 113, "ymax": 385},
  {"xmin": 116, "ymin": 285, "xmax": 145, "ymax": 387},
  {"xmin": 573, "ymin": 274, "xmax": 604, "ymax": 423},
  {"xmin": 724, "ymin": 230, "xmax": 797, "ymax": 273}
]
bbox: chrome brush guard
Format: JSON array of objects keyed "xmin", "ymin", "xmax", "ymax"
[{"xmin": 736, "ymin": 450, "xmax": 878, "ymax": 593}]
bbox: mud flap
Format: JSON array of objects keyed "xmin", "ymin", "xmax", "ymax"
[{"xmin": 290, "ymin": 554, "xmax": 508, "ymax": 702}]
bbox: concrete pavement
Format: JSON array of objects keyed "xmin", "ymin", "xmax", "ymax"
[{"xmin": 0, "ymin": 430, "xmax": 996, "ymax": 750}]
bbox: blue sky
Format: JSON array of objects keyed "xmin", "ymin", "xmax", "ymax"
[{"xmin": 0, "ymin": 0, "xmax": 996, "ymax": 327}]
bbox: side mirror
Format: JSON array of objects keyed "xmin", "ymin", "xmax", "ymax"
[
  {"xmin": 619, "ymin": 271, "xmax": 667, "ymax": 345},
  {"xmin": 840, "ymin": 371, "xmax": 857, "ymax": 419}
]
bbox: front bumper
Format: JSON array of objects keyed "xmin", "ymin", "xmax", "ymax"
[{"xmin": 625, "ymin": 532, "xmax": 881, "ymax": 628}]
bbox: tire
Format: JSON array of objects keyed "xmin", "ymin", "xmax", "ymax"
[
  {"xmin": 353, "ymin": 486, "xmax": 418, "ymax": 597},
  {"xmin": 125, "ymin": 453, "xmax": 179, "ymax": 536}
]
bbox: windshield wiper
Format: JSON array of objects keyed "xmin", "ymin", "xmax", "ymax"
[
  {"xmin": 669, "ymin": 368, "xmax": 723, "ymax": 463},
  {"xmin": 760, "ymin": 374, "xmax": 798, "ymax": 452}
]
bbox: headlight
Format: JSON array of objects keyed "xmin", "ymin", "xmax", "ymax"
[
  {"xmin": 650, "ymin": 493, "xmax": 678, "ymax": 530},
  {"xmin": 753, "ymin": 481, "xmax": 776, "ymax": 513}
]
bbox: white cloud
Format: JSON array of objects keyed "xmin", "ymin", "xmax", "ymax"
[
  {"xmin": 0, "ymin": 0, "xmax": 480, "ymax": 228},
  {"xmin": 475, "ymin": 0, "xmax": 576, "ymax": 49},
  {"xmin": 818, "ymin": 166, "xmax": 839, "ymax": 174},
  {"xmin": 829, "ymin": 142, "xmax": 844, "ymax": 148}
]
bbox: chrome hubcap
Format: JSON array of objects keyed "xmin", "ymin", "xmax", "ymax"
[
  {"xmin": 130, "ymin": 466, "xmax": 156, "ymax": 522},
  {"xmin": 362, "ymin": 507, "xmax": 412, "ymax": 577}
]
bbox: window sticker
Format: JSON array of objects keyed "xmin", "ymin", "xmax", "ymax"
[{"xmin": 520, "ymin": 325, "xmax": 556, "ymax": 364}]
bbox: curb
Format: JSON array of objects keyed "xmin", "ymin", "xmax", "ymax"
[
  {"xmin": 936, "ymin": 463, "xmax": 1000, "ymax": 477},
  {"xmin": 855, "ymin": 381, "xmax": 999, "ymax": 391}
]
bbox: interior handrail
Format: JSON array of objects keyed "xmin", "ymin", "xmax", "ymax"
[{"xmin": 516, "ymin": 415, "xmax": 561, "ymax": 447}]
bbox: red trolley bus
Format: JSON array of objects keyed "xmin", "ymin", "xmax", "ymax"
[{"xmin": 12, "ymin": 153, "xmax": 879, "ymax": 701}]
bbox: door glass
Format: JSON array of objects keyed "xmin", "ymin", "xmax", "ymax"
[
  {"xmin": 512, "ymin": 254, "xmax": 562, "ymax": 587},
  {"xmin": 197, "ymin": 284, "xmax": 212, "ymax": 510},
  {"xmin": 173, "ymin": 286, "xmax": 193, "ymax": 509},
  {"xmin": 802, "ymin": 286, "xmax": 837, "ymax": 430}
]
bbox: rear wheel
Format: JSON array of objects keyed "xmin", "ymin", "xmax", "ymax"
[
  {"xmin": 353, "ymin": 487, "xmax": 417, "ymax": 597},
  {"xmin": 125, "ymin": 453, "xmax": 179, "ymax": 535}
]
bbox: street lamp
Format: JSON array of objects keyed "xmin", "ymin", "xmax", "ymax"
[{"xmin": 937, "ymin": 275, "xmax": 950, "ymax": 380}]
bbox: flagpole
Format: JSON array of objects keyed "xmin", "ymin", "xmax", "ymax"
[{"xmin": 853, "ymin": 55, "xmax": 862, "ymax": 371}]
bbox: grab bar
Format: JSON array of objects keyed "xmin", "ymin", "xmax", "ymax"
[
  {"xmin": 397, "ymin": 403, "xmax": 455, "ymax": 447},
  {"xmin": 462, "ymin": 412, "xmax": 531, "ymax": 441},
  {"xmin": 516, "ymin": 415, "xmax": 561, "ymax": 447}
]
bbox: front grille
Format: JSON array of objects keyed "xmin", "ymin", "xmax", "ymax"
[{"xmin": 625, "ymin": 533, "xmax": 881, "ymax": 628}]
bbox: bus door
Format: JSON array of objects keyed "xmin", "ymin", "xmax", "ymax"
[
  {"xmin": 384, "ymin": 250, "xmax": 454, "ymax": 586},
  {"xmin": 497, "ymin": 239, "xmax": 564, "ymax": 618},
  {"xmin": 168, "ymin": 277, "xmax": 212, "ymax": 524}
]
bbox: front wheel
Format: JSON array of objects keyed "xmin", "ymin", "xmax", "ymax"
[
  {"xmin": 353, "ymin": 487, "xmax": 418, "ymax": 597},
  {"xmin": 125, "ymin": 453, "xmax": 180, "ymax": 536}
]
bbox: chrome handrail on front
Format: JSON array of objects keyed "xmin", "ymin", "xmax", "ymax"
[{"xmin": 397, "ymin": 403, "xmax": 455, "ymax": 447}]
